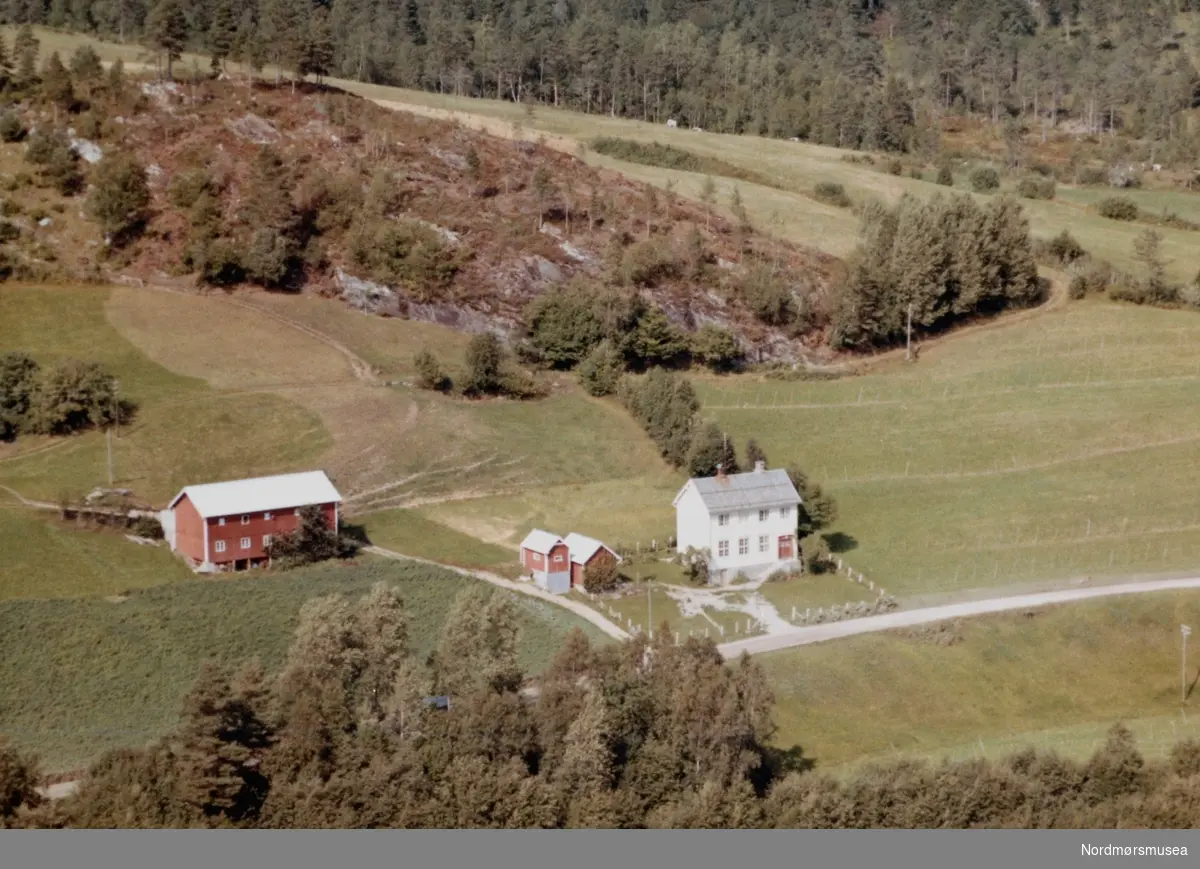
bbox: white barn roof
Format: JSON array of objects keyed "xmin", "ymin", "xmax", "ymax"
[
  {"xmin": 168, "ymin": 471, "xmax": 342, "ymax": 519},
  {"xmin": 520, "ymin": 529, "xmax": 564, "ymax": 555},
  {"xmin": 564, "ymin": 532, "xmax": 620, "ymax": 565},
  {"xmin": 674, "ymin": 467, "xmax": 801, "ymax": 512}
]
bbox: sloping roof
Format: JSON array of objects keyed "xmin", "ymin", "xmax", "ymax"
[
  {"xmin": 676, "ymin": 468, "xmax": 801, "ymax": 512},
  {"xmin": 520, "ymin": 529, "xmax": 564, "ymax": 555},
  {"xmin": 564, "ymin": 532, "xmax": 621, "ymax": 565},
  {"xmin": 168, "ymin": 471, "xmax": 342, "ymax": 519}
]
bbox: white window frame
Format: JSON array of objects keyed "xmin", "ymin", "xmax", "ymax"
[
  {"xmin": 738, "ymin": 537, "xmax": 749, "ymax": 556},
  {"xmin": 718, "ymin": 513, "xmax": 729, "ymax": 526},
  {"xmin": 553, "ymin": 554, "xmax": 564, "ymax": 563},
  {"xmin": 214, "ymin": 540, "xmax": 226, "ymax": 553},
  {"xmin": 264, "ymin": 511, "xmax": 273, "ymax": 520},
  {"xmin": 781, "ymin": 506, "xmax": 792, "ymax": 519},
  {"xmin": 758, "ymin": 535, "xmax": 769, "ymax": 553},
  {"xmin": 240, "ymin": 536, "xmax": 251, "ymax": 550},
  {"xmin": 759, "ymin": 509, "xmax": 769, "ymax": 522},
  {"xmin": 218, "ymin": 517, "xmax": 226, "ymax": 526},
  {"xmin": 241, "ymin": 514, "xmax": 250, "ymax": 525},
  {"xmin": 263, "ymin": 534, "xmax": 272, "ymax": 547},
  {"xmin": 717, "ymin": 540, "xmax": 729, "ymax": 557},
  {"xmin": 294, "ymin": 508, "xmax": 301, "ymax": 516}
]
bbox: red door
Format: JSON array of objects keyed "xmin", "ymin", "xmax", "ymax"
[{"xmin": 778, "ymin": 535, "xmax": 794, "ymax": 559}]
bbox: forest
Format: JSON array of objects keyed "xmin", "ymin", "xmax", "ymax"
[
  {"xmin": 4, "ymin": 580, "xmax": 1200, "ymax": 828},
  {"xmin": 11, "ymin": 0, "xmax": 1200, "ymax": 159}
]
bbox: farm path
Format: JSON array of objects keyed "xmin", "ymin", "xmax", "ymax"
[
  {"xmin": 132, "ymin": 280, "xmax": 381, "ymax": 385},
  {"xmin": 365, "ymin": 544, "xmax": 630, "ymax": 641},
  {"xmin": 718, "ymin": 575, "xmax": 1200, "ymax": 660}
]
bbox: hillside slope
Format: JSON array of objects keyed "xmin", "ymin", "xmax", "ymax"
[{"xmin": 2, "ymin": 72, "xmax": 838, "ymax": 362}]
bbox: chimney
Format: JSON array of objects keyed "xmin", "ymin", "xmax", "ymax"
[{"xmin": 754, "ymin": 460, "xmax": 766, "ymax": 474}]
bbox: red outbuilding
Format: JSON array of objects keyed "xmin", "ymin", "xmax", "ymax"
[
  {"xmin": 161, "ymin": 470, "xmax": 342, "ymax": 572},
  {"xmin": 564, "ymin": 532, "xmax": 621, "ymax": 587}
]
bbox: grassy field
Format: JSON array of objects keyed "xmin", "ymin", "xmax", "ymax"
[
  {"xmin": 0, "ymin": 558, "xmax": 609, "ymax": 772},
  {"xmin": 763, "ymin": 590, "xmax": 1200, "ymax": 769},
  {"xmin": 362, "ymin": 508, "xmax": 518, "ymax": 576},
  {"xmin": 0, "ymin": 286, "xmax": 332, "ymax": 505},
  {"xmin": 696, "ymin": 300, "xmax": 1200, "ymax": 597},
  {"xmin": 0, "ymin": 509, "xmax": 192, "ymax": 600},
  {"xmin": 0, "ymin": 284, "xmax": 673, "ymax": 571}
]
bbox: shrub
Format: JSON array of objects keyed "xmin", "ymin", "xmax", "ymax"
[
  {"xmin": 801, "ymin": 534, "xmax": 831, "ymax": 574},
  {"xmin": 935, "ymin": 164, "xmax": 954, "ymax": 186},
  {"xmin": 738, "ymin": 261, "xmax": 796, "ymax": 326},
  {"xmin": 520, "ymin": 281, "xmax": 606, "ymax": 369},
  {"xmin": 86, "ymin": 153, "xmax": 150, "ymax": 243},
  {"xmin": 617, "ymin": 238, "xmax": 682, "ymax": 287},
  {"xmin": 26, "ymin": 360, "xmax": 123, "ymax": 435},
  {"xmin": 578, "ymin": 339, "xmax": 624, "ymax": 396},
  {"xmin": 581, "ymin": 557, "xmax": 621, "ymax": 593},
  {"xmin": 0, "ymin": 352, "xmax": 41, "ymax": 441},
  {"xmin": 1098, "ymin": 197, "xmax": 1139, "ymax": 221},
  {"xmin": 74, "ymin": 112, "xmax": 102, "ymax": 141},
  {"xmin": 0, "ymin": 199, "xmax": 20, "ymax": 216},
  {"xmin": 167, "ymin": 170, "xmax": 216, "ymax": 209},
  {"xmin": 129, "ymin": 515, "xmax": 164, "ymax": 539},
  {"xmin": 1035, "ymin": 230, "xmax": 1085, "ymax": 266},
  {"xmin": 266, "ymin": 504, "xmax": 359, "ymax": 568},
  {"xmin": 619, "ymin": 367, "xmax": 699, "ymax": 467},
  {"xmin": 969, "ymin": 167, "xmax": 1000, "ymax": 192},
  {"xmin": 1067, "ymin": 257, "xmax": 1112, "ymax": 299},
  {"xmin": 1077, "ymin": 166, "xmax": 1106, "ymax": 185},
  {"xmin": 0, "ymin": 112, "xmax": 26, "ymax": 143},
  {"xmin": 0, "ymin": 221, "xmax": 18, "ymax": 243},
  {"xmin": 690, "ymin": 324, "xmax": 742, "ymax": 372},
  {"xmin": 462, "ymin": 332, "xmax": 504, "ymax": 396},
  {"xmin": 1016, "ymin": 176, "xmax": 1056, "ymax": 200},
  {"xmin": 348, "ymin": 219, "xmax": 468, "ymax": 300},
  {"xmin": 812, "ymin": 181, "xmax": 851, "ymax": 208},
  {"xmin": 413, "ymin": 349, "xmax": 450, "ymax": 392},
  {"xmin": 887, "ymin": 159, "xmax": 903, "ymax": 176}
]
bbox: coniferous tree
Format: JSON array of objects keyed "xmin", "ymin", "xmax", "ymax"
[
  {"xmin": 208, "ymin": 0, "xmax": 237, "ymax": 73},
  {"xmin": 146, "ymin": 0, "xmax": 188, "ymax": 79}
]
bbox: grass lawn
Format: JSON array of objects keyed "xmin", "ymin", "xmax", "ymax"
[
  {"xmin": 362, "ymin": 508, "xmax": 519, "ymax": 576},
  {"xmin": 695, "ymin": 300, "xmax": 1200, "ymax": 597},
  {"xmin": 0, "ymin": 510, "xmax": 192, "ymax": 600},
  {"xmin": 0, "ymin": 558, "xmax": 609, "ymax": 772},
  {"xmin": 758, "ymin": 573, "xmax": 879, "ymax": 617},
  {"xmin": 760, "ymin": 590, "xmax": 1200, "ymax": 770}
]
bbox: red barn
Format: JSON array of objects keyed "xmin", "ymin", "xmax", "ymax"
[
  {"xmin": 565, "ymin": 533, "xmax": 621, "ymax": 588},
  {"xmin": 161, "ymin": 470, "xmax": 342, "ymax": 572}
]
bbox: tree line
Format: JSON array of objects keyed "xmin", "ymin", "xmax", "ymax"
[
  {"xmin": 832, "ymin": 193, "xmax": 1042, "ymax": 349},
  {"xmin": 5, "ymin": 581, "xmax": 1200, "ymax": 828},
  {"xmin": 13, "ymin": 0, "xmax": 1200, "ymax": 161}
]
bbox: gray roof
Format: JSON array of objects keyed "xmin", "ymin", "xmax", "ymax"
[{"xmin": 684, "ymin": 468, "xmax": 801, "ymax": 512}]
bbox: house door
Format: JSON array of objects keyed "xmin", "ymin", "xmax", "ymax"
[{"xmin": 778, "ymin": 535, "xmax": 794, "ymax": 560}]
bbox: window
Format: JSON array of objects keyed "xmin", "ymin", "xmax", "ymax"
[
  {"xmin": 218, "ymin": 517, "xmax": 226, "ymax": 526},
  {"xmin": 264, "ymin": 512, "xmax": 273, "ymax": 520},
  {"xmin": 718, "ymin": 513, "xmax": 729, "ymax": 526},
  {"xmin": 717, "ymin": 540, "xmax": 729, "ymax": 557},
  {"xmin": 294, "ymin": 508, "xmax": 301, "ymax": 516},
  {"xmin": 214, "ymin": 540, "xmax": 226, "ymax": 553},
  {"xmin": 263, "ymin": 535, "xmax": 272, "ymax": 547},
  {"xmin": 738, "ymin": 537, "xmax": 749, "ymax": 556},
  {"xmin": 240, "ymin": 537, "xmax": 251, "ymax": 550},
  {"xmin": 758, "ymin": 535, "xmax": 769, "ymax": 553},
  {"xmin": 780, "ymin": 506, "xmax": 791, "ymax": 519},
  {"xmin": 759, "ymin": 509, "xmax": 769, "ymax": 522},
  {"xmin": 553, "ymin": 554, "xmax": 564, "ymax": 563},
  {"xmin": 240, "ymin": 514, "xmax": 250, "ymax": 525}
]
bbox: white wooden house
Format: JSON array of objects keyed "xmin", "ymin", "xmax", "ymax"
[{"xmin": 672, "ymin": 461, "xmax": 801, "ymax": 584}]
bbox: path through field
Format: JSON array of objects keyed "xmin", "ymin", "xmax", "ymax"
[{"xmin": 718, "ymin": 576, "xmax": 1200, "ymax": 659}]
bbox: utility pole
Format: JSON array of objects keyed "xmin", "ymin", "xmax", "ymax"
[
  {"xmin": 1183, "ymin": 625, "xmax": 1192, "ymax": 705},
  {"xmin": 905, "ymin": 303, "xmax": 914, "ymax": 362},
  {"xmin": 106, "ymin": 379, "xmax": 119, "ymax": 487},
  {"xmin": 647, "ymin": 586, "xmax": 653, "ymax": 640},
  {"xmin": 106, "ymin": 427, "xmax": 113, "ymax": 486}
]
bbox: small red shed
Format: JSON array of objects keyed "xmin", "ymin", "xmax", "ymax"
[{"xmin": 161, "ymin": 470, "xmax": 342, "ymax": 572}]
